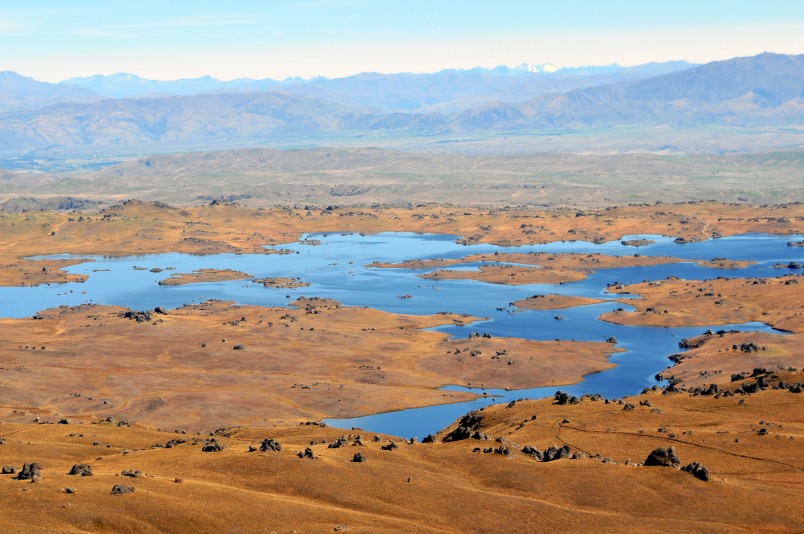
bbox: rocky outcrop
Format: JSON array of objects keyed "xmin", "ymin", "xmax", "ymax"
[
  {"xmin": 442, "ymin": 412, "xmax": 484, "ymax": 442},
  {"xmin": 521, "ymin": 444, "xmax": 571, "ymax": 462}
]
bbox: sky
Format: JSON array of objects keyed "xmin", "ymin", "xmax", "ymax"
[{"xmin": 1, "ymin": 0, "xmax": 802, "ymax": 82}]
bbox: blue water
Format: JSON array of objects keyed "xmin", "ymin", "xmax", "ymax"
[{"xmin": 2, "ymin": 232, "xmax": 801, "ymax": 438}]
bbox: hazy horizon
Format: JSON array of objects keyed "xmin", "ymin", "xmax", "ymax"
[
  {"xmin": 8, "ymin": 57, "xmax": 703, "ymax": 85},
  {"xmin": 1, "ymin": 0, "xmax": 802, "ymax": 82}
]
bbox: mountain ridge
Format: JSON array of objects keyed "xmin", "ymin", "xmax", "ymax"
[
  {"xmin": 0, "ymin": 53, "xmax": 800, "ymax": 159},
  {"xmin": 443, "ymin": 52, "xmax": 804, "ymax": 132},
  {"xmin": 0, "ymin": 71, "xmax": 100, "ymax": 113},
  {"xmin": 0, "ymin": 60, "xmax": 697, "ymax": 117}
]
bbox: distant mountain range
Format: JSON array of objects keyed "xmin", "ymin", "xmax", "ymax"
[
  {"xmin": 0, "ymin": 72, "xmax": 99, "ymax": 113},
  {"xmin": 218, "ymin": 61, "xmax": 700, "ymax": 114},
  {"xmin": 4, "ymin": 61, "xmax": 696, "ymax": 113},
  {"xmin": 60, "ymin": 61, "xmax": 697, "ymax": 112},
  {"xmin": 446, "ymin": 52, "xmax": 804, "ymax": 132},
  {"xmin": 0, "ymin": 53, "xmax": 801, "ymax": 159}
]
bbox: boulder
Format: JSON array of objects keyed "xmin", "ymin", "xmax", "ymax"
[
  {"xmin": 16, "ymin": 463, "xmax": 41, "ymax": 482},
  {"xmin": 522, "ymin": 445, "xmax": 541, "ymax": 460},
  {"xmin": 260, "ymin": 439, "xmax": 282, "ymax": 452},
  {"xmin": 444, "ymin": 426, "xmax": 471, "ymax": 441},
  {"xmin": 68, "ymin": 464, "xmax": 93, "ymax": 476},
  {"xmin": 554, "ymin": 391, "xmax": 579, "ymax": 405},
  {"xmin": 522, "ymin": 444, "xmax": 571, "ymax": 462},
  {"xmin": 328, "ymin": 437, "xmax": 348, "ymax": 449},
  {"xmin": 493, "ymin": 446, "xmax": 511, "ymax": 456},
  {"xmin": 121, "ymin": 310, "xmax": 153, "ymax": 322},
  {"xmin": 201, "ymin": 439, "xmax": 225, "ymax": 452},
  {"xmin": 443, "ymin": 412, "xmax": 484, "ymax": 442},
  {"xmin": 298, "ymin": 447, "xmax": 315, "ymax": 459},
  {"xmin": 543, "ymin": 445, "xmax": 571, "ymax": 462},
  {"xmin": 682, "ymin": 462, "xmax": 710, "ymax": 481},
  {"xmin": 702, "ymin": 384, "xmax": 719, "ymax": 395},
  {"xmin": 644, "ymin": 446, "xmax": 681, "ymax": 467}
]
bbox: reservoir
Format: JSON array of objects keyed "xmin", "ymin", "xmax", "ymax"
[{"xmin": 1, "ymin": 232, "xmax": 800, "ymax": 437}]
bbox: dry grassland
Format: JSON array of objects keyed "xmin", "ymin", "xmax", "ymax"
[
  {"xmin": 0, "ymin": 200, "xmax": 802, "ymax": 532},
  {"xmin": 0, "ymin": 381, "xmax": 801, "ymax": 532}
]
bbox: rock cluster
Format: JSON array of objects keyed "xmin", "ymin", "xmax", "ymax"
[
  {"xmin": 643, "ymin": 447, "xmax": 710, "ymax": 481},
  {"xmin": 119, "ymin": 310, "xmax": 153, "ymax": 323},
  {"xmin": 260, "ymin": 439, "xmax": 282, "ymax": 452},
  {"xmin": 443, "ymin": 412, "xmax": 486, "ymax": 442},
  {"xmin": 554, "ymin": 391, "xmax": 579, "ymax": 405},
  {"xmin": 522, "ymin": 444, "xmax": 571, "ymax": 462},
  {"xmin": 201, "ymin": 439, "xmax": 226, "ymax": 452}
]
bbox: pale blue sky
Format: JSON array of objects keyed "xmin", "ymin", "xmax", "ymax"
[{"xmin": 1, "ymin": 0, "xmax": 802, "ymax": 81}]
